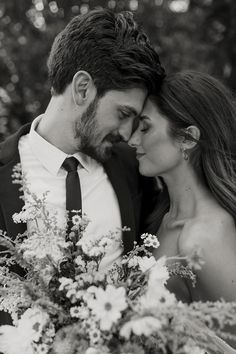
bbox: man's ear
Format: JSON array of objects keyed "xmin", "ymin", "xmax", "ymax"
[
  {"xmin": 182, "ymin": 125, "xmax": 200, "ymax": 149},
  {"xmin": 71, "ymin": 71, "xmax": 95, "ymax": 105}
]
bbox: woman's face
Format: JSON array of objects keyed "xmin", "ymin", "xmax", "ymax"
[{"xmin": 129, "ymin": 99, "xmax": 182, "ymax": 177}]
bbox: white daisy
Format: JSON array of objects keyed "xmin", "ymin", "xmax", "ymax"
[{"xmin": 87, "ymin": 285, "xmax": 127, "ymax": 330}]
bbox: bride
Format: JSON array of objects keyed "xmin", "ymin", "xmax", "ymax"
[{"xmin": 129, "ymin": 71, "xmax": 236, "ymax": 351}]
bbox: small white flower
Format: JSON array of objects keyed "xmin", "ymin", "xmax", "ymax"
[
  {"xmin": 74, "ymin": 255, "xmax": 86, "ymax": 268},
  {"xmin": 137, "ymin": 256, "xmax": 157, "ymax": 272},
  {"xmin": 136, "ymin": 257, "xmax": 176, "ymax": 310},
  {"xmin": 70, "ymin": 306, "xmax": 80, "ymax": 318},
  {"xmin": 19, "ymin": 307, "xmax": 49, "ymax": 342},
  {"xmin": 87, "ymin": 286, "xmax": 99, "ymax": 294},
  {"xmin": 87, "ymin": 285, "xmax": 127, "ymax": 331},
  {"xmin": 187, "ymin": 246, "xmax": 205, "ymax": 270},
  {"xmin": 0, "ymin": 307, "xmax": 49, "ymax": 354},
  {"xmin": 86, "ymin": 261, "xmax": 97, "ymax": 273},
  {"xmin": 89, "ymin": 327, "xmax": 101, "ymax": 344},
  {"xmin": 77, "ymin": 273, "xmax": 93, "ymax": 285},
  {"xmin": 77, "ymin": 239, "xmax": 104, "ymax": 257},
  {"xmin": 143, "ymin": 234, "xmax": 160, "ymax": 249},
  {"xmin": 120, "ymin": 316, "xmax": 162, "ymax": 339},
  {"xmin": 93, "ymin": 271, "xmax": 106, "ymax": 282},
  {"xmin": 85, "ymin": 346, "xmax": 110, "ymax": 354},
  {"xmin": 44, "ymin": 323, "xmax": 55, "ymax": 339},
  {"xmin": 71, "ymin": 305, "xmax": 90, "ymax": 319},
  {"xmin": 58, "ymin": 277, "xmax": 73, "ymax": 291},
  {"xmin": 83, "ymin": 294, "xmax": 95, "ymax": 304},
  {"xmin": 66, "ymin": 283, "xmax": 77, "ymax": 298},
  {"xmin": 72, "ymin": 214, "xmax": 82, "ymax": 226},
  {"xmin": 141, "ymin": 233, "xmax": 150, "ymax": 239},
  {"xmin": 139, "ymin": 286, "xmax": 176, "ymax": 310},
  {"xmin": 12, "ymin": 204, "xmax": 38, "ymax": 223},
  {"xmin": 148, "ymin": 256, "xmax": 169, "ymax": 286},
  {"xmin": 89, "ymin": 246, "xmax": 104, "ymax": 257},
  {"xmin": 127, "ymin": 256, "xmax": 139, "ymax": 268},
  {"xmin": 34, "ymin": 343, "xmax": 49, "ymax": 353},
  {"xmin": 0, "ymin": 325, "xmax": 34, "ymax": 354},
  {"xmin": 182, "ymin": 341, "xmax": 206, "ymax": 354},
  {"xmin": 98, "ymin": 236, "xmax": 112, "ymax": 248},
  {"xmin": 20, "ymin": 232, "xmax": 67, "ymax": 264}
]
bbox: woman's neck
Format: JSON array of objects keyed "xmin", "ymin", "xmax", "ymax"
[{"xmin": 162, "ymin": 165, "xmax": 212, "ymax": 223}]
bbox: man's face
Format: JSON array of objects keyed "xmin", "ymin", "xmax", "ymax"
[{"xmin": 75, "ymin": 87, "xmax": 147, "ymax": 162}]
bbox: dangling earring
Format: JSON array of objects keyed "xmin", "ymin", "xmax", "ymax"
[{"xmin": 180, "ymin": 146, "xmax": 189, "ymax": 161}]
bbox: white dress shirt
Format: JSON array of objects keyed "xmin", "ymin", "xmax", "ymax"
[{"xmin": 18, "ymin": 116, "xmax": 123, "ymax": 269}]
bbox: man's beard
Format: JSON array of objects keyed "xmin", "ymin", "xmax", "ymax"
[{"xmin": 75, "ymin": 96, "xmax": 122, "ymax": 163}]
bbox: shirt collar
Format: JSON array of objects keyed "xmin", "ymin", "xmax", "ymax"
[{"xmin": 29, "ymin": 115, "xmax": 94, "ymax": 175}]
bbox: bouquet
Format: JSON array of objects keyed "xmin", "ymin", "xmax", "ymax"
[{"xmin": 0, "ymin": 164, "xmax": 236, "ymax": 354}]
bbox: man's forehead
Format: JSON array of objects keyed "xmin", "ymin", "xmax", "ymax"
[
  {"xmin": 103, "ymin": 87, "xmax": 147, "ymax": 101},
  {"xmin": 102, "ymin": 88, "xmax": 147, "ymax": 111}
]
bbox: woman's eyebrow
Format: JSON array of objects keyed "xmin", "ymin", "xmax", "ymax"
[{"xmin": 139, "ymin": 115, "xmax": 150, "ymax": 121}]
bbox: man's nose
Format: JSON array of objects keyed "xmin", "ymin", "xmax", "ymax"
[{"xmin": 118, "ymin": 120, "xmax": 134, "ymax": 142}]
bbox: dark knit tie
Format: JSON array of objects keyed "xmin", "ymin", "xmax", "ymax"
[{"xmin": 62, "ymin": 157, "xmax": 82, "ymax": 234}]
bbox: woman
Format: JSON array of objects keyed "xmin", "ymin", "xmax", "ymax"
[
  {"xmin": 129, "ymin": 71, "xmax": 236, "ymax": 352},
  {"xmin": 129, "ymin": 70, "xmax": 236, "ymax": 306}
]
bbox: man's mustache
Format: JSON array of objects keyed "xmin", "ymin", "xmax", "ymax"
[{"xmin": 104, "ymin": 134, "xmax": 124, "ymax": 144}]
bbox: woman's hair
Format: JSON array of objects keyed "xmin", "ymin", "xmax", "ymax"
[{"xmin": 146, "ymin": 70, "xmax": 236, "ymax": 234}]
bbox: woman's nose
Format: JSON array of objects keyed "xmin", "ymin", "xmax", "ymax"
[{"xmin": 128, "ymin": 129, "xmax": 140, "ymax": 148}]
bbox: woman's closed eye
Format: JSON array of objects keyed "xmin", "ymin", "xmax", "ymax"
[
  {"xmin": 139, "ymin": 115, "xmax": 151, "ymax": 133},
  {"xmin": 140, "ymin": 121, "xmax": 150, "ymax": 133}
]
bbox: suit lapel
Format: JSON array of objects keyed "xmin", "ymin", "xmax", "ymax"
[
  {"xmin": 103, "ymin": 155, "xmax": 136, "ymax": 254},
  {"xmin": 0, "ymin": 124, "xmax": 31, "ymax": 238}
]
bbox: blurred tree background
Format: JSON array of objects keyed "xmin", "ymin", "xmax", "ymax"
[{"xmin": 0, "ymin": 0, "xmax": 235, "ymax": 140}]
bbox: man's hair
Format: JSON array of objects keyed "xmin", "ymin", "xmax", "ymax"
[{"xmin": 47, "ymin": 9, "xmax": 165, "ymax": 97}]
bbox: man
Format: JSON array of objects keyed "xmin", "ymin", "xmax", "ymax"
[
  {"xmin": 0, "ymin": 9, "xmax": 164, "ymax": 269},
  {"xmin": 0, "ymin": 8, "xmax": 165, "ymax": 325}
]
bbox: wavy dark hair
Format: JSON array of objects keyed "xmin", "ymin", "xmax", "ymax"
[
  {"xmin": 47, "ymin": 9, "xmax": 165, "ymax": 97},
  {"xmin": 146, "ymin": 70, "xmax": 236, "ymax": 234}
]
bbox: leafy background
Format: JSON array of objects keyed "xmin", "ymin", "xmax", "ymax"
[{"xmin": 0, "ymin": 0, "xmax": 235, "ymax": 140}]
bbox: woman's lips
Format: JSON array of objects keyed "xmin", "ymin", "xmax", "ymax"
[{"xmin": 136, "ymin": 152, "xmax": 146, "ymax": 159}]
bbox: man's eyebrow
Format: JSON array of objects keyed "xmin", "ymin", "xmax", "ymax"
[{"xmin": 118, "ymin": 105, "xmax": 138, "ymax": 117}]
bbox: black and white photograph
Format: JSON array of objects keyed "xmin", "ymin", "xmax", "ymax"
[{"xmin": 0, "ymin": 1, "xmax": 236, "ymax": 353}]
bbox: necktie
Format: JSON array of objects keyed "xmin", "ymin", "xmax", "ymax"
[{"xmin": 62, "ymin": 157, "xmax": 82, "ymax": 234}]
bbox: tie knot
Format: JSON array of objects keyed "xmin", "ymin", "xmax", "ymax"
[{"xmin": 62, "ymin": 157, "xmax": 79, "ymax": 173}]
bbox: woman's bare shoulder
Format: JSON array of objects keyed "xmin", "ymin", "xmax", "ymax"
[
  {"xmin": 178, "ymin": 207, "xmax": 236, "ymax": 256},
  {"xmin": 178, "ymin": 208, "xmax": 236, "ymax": 302}
]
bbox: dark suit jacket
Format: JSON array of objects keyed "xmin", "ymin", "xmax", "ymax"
[{"xmin": 0, "ymin": 123, "xmax": 158, "ymax": 324}]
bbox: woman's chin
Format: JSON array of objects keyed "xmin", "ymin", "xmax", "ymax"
[{"xmin": 138, "ymin": 164, "xmax": 157, "ymax": 177}]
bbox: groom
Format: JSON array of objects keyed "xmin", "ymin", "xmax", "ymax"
[{"xmin": 0, "ymin": 9, "xmax": 164, "ymax": 264}]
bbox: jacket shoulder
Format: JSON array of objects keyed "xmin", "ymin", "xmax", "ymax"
[{"xmin": 0, "ymin": 123, "xmax": 31, "ymax": 165}]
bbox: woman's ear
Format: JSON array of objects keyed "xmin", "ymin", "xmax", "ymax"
[
  {"xmin": 71, "ymin": 70, "xmax": 96, "ymax": 105},
  {"xmin": 182, "ymin": 125, "xmax": 201, "ymax": 150}
]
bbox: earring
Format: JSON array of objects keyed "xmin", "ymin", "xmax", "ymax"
[{"xmin": 180, "ymin": 146, "xmax": 189, "ymax": 161}]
